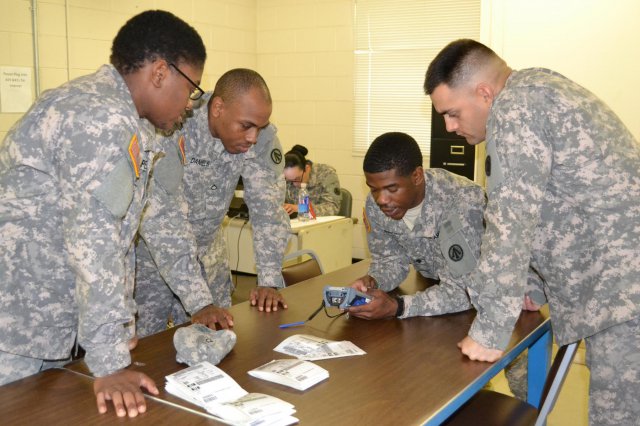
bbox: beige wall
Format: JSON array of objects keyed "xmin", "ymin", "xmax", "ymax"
[
  {"xmin": 2, "ymin": 0, "xmax": 639, "ymax": 260},
  {"xmin": 0, "ymin": 0, "xmax": 257, "ymax": 139},
  {"xmin": 482, "ymin": 0, "xmax": 640, "ymax": 140}
]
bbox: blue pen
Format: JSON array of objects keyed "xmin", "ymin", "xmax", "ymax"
[{"xmin": 278, "ymin": 321, "xmax": 306, "ymax": 329}]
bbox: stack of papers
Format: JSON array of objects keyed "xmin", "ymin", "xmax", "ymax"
[
  {"xmin": 274, "ymin": 334, "xmax": 366, "ymax": 360},
  {"xmin": 248, "ymin": 359, "xmax": 329, "ymax": 391},
  {"xmin": 165, "ymin": 362, "xmax": 298, "ymax": 426}
]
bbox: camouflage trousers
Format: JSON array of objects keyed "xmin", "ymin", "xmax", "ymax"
[
  {"xmin": 134, "ymin": 230, "xmax": 233, "ymax": 338},
  {"xmin": 586, "ymin": 316, "xmax": 640, "ymax": 426},
  {"xmin": 504, "ymin": 351, "xmax": 528, "ymax": 401},
  {"xmin": 0, "ymin": 350, "xmax": 70, "ymax": 386}
]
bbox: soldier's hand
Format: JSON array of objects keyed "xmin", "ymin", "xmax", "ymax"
[
  {"xmin": 283, "ymin": 203, "xmax": 297, "ymax": 215},
  {"xmin": 191, "ymin": 305, "xmax": 234, "ymax": 329},
  {"xmin": 457, "ymin": 335, "xmax": 503, "ymax": 362},
  {"xmin": 350, "ymin": 275, "xmax": 377, "ymax": 292},
  {"xmin": 94, "ymin": 370, "xmax": 158, "ymax": 417},
  {"xmin": 347, "ymin": 288, "xmax": 395, "ymax": 319},
  {"xmin": 522, "ymin": 295, "xmax": 542, "ymax": 311},
  {"xmin": 250, "ymin": 287, "xmax": 288, "ymax": 312}
]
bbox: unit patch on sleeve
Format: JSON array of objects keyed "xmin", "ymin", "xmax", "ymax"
[
  {"xmin": 128, "ymin": 133, "xmax": 141, "ymax": 178},
  {"xmin": 178, "ymin": 135, "xmax": 187, "ymax": 165}
]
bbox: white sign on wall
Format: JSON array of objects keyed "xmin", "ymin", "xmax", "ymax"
[{"xmin": 1, "ymin": 66, "xmax": 33, "ymax": 113}]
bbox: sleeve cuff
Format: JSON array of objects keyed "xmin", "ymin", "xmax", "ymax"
[
  {"xmin": 257, "ymin": 269, "xmax": 285, "ymax": 289},
  {"xmin": 467, "ymin": 314, "xmax": 514, "ymax": 351},
  {"xmin": 181, "ymin": 279, "xmax": 215, "ymax": 314},
  {"xmin": 84, "ymin": 341, "xmax": 131, "ymax": 377}
]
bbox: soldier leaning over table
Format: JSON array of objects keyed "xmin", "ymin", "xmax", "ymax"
[
  {"xmin": 347, "ymin": 132, "xmax": 546, "ymax": 401},
  {"xmin": 135, "ymin": 68, "xmax": 290, "ymax": 338},
  {"xmin": 425, "ymin": 39, "xmax": 640, "ymax": 425},
  {"xmin": 0, "ymin": 10, "xmax": 225, "ymax": 418}
]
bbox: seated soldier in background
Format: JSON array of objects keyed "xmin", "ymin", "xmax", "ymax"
[
  {"xmin": 348, "ymin": 132, "xmax": 546, "ymax": 401},
  {"xmin": 135, "ymin": 68, "xmax": 290, "ymax": 338},
  {"xmin": 283, "ymin": 144, "xmax": 341, "ymax": 217}
]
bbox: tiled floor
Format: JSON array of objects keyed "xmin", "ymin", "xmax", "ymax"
[{"xmin": 231, "ymin": 273, "xmax": 590, "ymax": 425}]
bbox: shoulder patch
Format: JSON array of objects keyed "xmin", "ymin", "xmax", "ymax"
[
  {"xmin": 128, "ymin": 133, "xmax": 141, "ymax": 178},
  {"xmin": 363, "ymin": 207, "xmax": 371, "ymax": 233},
  {"xmin": 484, "ymin": 139, "xmax": 505, "ymax": 193},
  {"xmin": 438, "ymin": 213, "xmax": 477, "ymax": 277},
  {"xmin": 270, "ymin": 148, "xmax": 282, "ymax": 164}
]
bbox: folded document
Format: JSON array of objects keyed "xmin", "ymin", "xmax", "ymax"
[
  {"xmin": 165, "ymin": 361, "xmax": 298, "ymax": 426},
  {"xmin": 249, "ymin": 359, "xmax": 329, "ymax": 391}
]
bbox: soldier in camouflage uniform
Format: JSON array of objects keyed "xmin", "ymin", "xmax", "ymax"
[
  {"xmin": 135, "ymin": 68, "xmax": 290, "ymax": 337},
  {"xmin": 0, "ymin": 11, "xmax": 226, "ymax": 418},
  {"xmin": 426, "ymin": 39, "xmax": 640, "ymax": 425},
  {"xmin": 283, "ymin": 144, "xmax": 341, "ymax": 217},
  {"xmin": 347, "ymin": 132, "xmax": 542, "ymax": 401}
]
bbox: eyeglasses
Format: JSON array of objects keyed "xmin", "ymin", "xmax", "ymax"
[
  {"xmin": 169, "ymin": 63, "xmax": 205, "ymax": 101},
  {"xmin": 286, "ymin": 169, "xmax": 305, "ymax": 184}
]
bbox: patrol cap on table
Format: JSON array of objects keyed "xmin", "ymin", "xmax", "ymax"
[{"xmin": 173, "ymin": 324, "xmax": 237, "ymax": 366}]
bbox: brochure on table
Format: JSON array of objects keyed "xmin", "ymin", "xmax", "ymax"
[{"xmin": 165, "ymin": 362, "xmax": 298, "ymax": 426}]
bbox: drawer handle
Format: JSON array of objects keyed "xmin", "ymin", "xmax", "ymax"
[{"xmin": 450, "ymin": 145, "xmax": 465, "ymax": 155}]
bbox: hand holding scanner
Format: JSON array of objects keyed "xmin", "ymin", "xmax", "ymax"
[{"xmin": 323, "ymin": 286, "xmax": 372, "ymax": 309}]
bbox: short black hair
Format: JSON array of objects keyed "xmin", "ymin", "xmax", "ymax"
[
  {"xmin": 110, "ymin": 10, "xmax": 206, "ymax": 75},
  {"xmin": 363, "ymin": 132, "xmax": 423, "ymax": 176},
  {"xmin": 213, "ymin": 68, "xmax": 272, "ymax": 104},
  {"xmin": 424, "ymin": 38, "xmax": 497, "ymax": 95},
  {"xmin": 284, "ymin": 144, "xmax": 309, "ymax": 169}
]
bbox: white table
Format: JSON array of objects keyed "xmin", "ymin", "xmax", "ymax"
[{"xmin": 222, "ymin": 215, "xmax": 353, "ymax": 274}]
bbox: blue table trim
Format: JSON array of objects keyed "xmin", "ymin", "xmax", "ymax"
[{"xmin": 423, "ymin": 318, "xmax": 552, "ymax": 425}]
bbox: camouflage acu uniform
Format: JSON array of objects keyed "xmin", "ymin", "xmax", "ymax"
[
  {"xmin": 0, "ymin": 65, "xmax": 213, "ymax": 384},
  {"xmin": 286, "ymin": 163, "xmax": 341, "ymax": 216},
  {"xmin": 468, "ymin": 68, "xmax": 640, "ymax": 424},
  {"xmin": 365, "ymin": 168, "xmax": 541, "ymax": 400},
  {"xmin": 135, "ymin": 93, "xmax": 289, "ymax": 337}
]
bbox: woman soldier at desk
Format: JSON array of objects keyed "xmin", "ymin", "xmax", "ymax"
[{"xmin": 283, "ymin": 144, "xmax": 341, "ymax": 216}]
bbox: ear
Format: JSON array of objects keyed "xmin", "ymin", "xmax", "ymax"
[
  {"xmin": 411, "ymin": 166, "xmax": 424, "ymax": 185},
  {"xmin": 475, "ymin": 82, "xmax": 494, "ymax": 105},
  {"xmin": 210, "ymin": 96, "xmax": 224, "ymax": 118},
  {"xmin": 150, "ymin": 60, "xmax": 169, "ymax": 89}
]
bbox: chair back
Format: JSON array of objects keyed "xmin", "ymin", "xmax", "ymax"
[
  {"xmin": 281, "ymin": 249, "xmax": 324, "ymax": 286},
  {"xmin": 534, "ymin": 341, "xmax": 579, "ymax": 425},
  {"xmin": 338, "ymin": 188, "xmax": 352, "ymax": 217}
]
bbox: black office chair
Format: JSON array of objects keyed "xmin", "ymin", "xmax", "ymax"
[
  {"xmin": 442, "ymin": 341, "xmax": 579, "ymax": 426},
  {"xmin": 281, "ymin": 249, "xmax": 324, "ymax": 286},
  {"xmin": 338, "ymin": 188, "xmax": 352, "ymax": 217}
]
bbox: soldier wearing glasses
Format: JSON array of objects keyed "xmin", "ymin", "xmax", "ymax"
[
  {"xmin": 135, "ymin": 68, "xmax": 290, "ymax": 338},
  {"xmin": 0, "ymin": 10, "xmax": 223, "ymax": 418}
]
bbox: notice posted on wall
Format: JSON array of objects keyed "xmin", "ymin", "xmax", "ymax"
[{"xmin": 1, "ymin": 66, "xmax": 32, "ymax": 113}]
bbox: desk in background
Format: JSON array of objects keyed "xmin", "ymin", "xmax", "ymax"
[
  {"xmin": 63, "ymin": 260, "xmax": 550, "ymax": 425},
  {"xmin": 223, "ymin": 215, "xmax": 353, "ymax": 274}
]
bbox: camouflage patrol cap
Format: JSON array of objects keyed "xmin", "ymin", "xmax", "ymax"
[{"xmin": 173, "ymin": 324, "xmax": 237, "ymax": 366}]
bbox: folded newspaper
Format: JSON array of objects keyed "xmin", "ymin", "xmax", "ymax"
[
  {"xmin": 273, "ymin": 334, "xmax": 366, "ymax": 361},
  {"xmin": 165, "ymin": 361, "xmax": 298, "ymax": 426},
  {"xmin": 248, "ymin": 359, "xmax": 329, "ymax": 391}
]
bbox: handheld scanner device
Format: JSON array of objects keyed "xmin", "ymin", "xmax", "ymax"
[{"xmin": 323, "ymin": 286, "xmax": 372, "ymax": 309}]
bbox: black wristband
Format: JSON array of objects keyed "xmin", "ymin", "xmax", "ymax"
[{"xmin": 394, "ymin": 296, "xmax": 405, "ymax": 317}]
